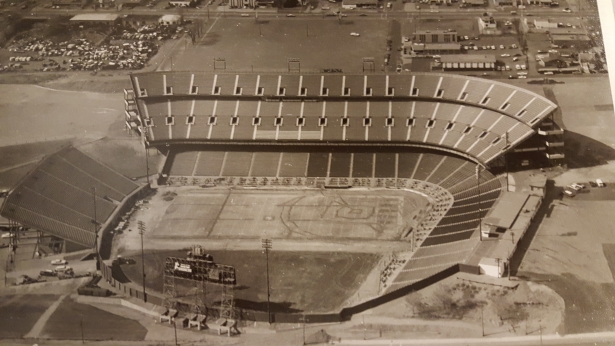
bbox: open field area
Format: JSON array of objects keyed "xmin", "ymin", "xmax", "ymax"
[
  {"xmin": 169, "ymin": 18, "xmax": 390, "ymax": 72},
  {"xmin": 0, "ymin": 294, "xmax": 58, "ymax": 339},
  {"xmin": 0, "ymin": 84, "xmax": 122, "ymax": 147},
  {"xmin": 134, "ymin": 186, "xmax": 429, "ymax": 242},
  {"xmin": 41, "ymin": 298, "xmax": 148, "ymax": 341},
  {"xmin": 121, "ymin": 249, "xmax": 379, "ymax": 313}
]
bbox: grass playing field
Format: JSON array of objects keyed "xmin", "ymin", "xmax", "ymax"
[
  {"xmin": 168, "ymin": 18, "xmax": 390, "ymax": 73},
  {"xmin": 138, "ymin": 187, "xmax": 428, "ymax": 241},
  {"xmin": 121, "ymin": 249, "xmax": 379, "ymax": 313},
  {"xmin": 0, "ymin": 294, "xmax": 58, "ymax": 339}
]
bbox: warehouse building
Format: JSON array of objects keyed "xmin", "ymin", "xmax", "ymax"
[{"xmin": 440, "ymin": 54, "xmax": 496, "ymax": 70}]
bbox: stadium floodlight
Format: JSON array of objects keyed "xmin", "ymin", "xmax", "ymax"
[
  {"xmin": 138, "ymin": 221, "xmax": 147, "ymax": 303},
  {"xmin": 261, "ymin": 238, "xmax": 272, "ymax": 324}
]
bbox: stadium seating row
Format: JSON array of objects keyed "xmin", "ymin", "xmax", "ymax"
[
  {"xmin": 131, "ymin": 72, "xmax": 556, "ymax": 128},
  {"xmin": 138, "ymin": 98, "xmax": 535, "ymax": 164}
]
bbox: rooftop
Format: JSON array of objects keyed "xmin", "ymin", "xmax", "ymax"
[
  {"xmin": 440, "ymin": 54, "xmax": 496, "ymax": 63},
  {"xmin": 415, "ymin": 29, "xmax": 457, "ymax": 35},
  {"xmin": 342, "ymin": 0, "xmax": 378, "ymax": 4},
  {"xmin": 482, "ymin": 191, "xmax": 530, "ymax": 229},
  {"xmin": 70, "ymin": 13, "xmax": 120, "ymax": 21}
]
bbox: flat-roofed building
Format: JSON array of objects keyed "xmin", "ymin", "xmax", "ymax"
[
  {"xmin": 230, "ymin": 0, "xmax": 256, "ymax": 8},
  {"xmin": 342, "ymin": 0, "xmax": 377, "ymax": 8},
  {"xmin": 408, "ymin": 43, "xmax": 462, "ymax": 55},
  {"xmin": 414, "ymin": 29, "xmax": 458, "ymax": 44},
  {"xmin": 69, "ymin": 13, "xmax": 120, "ymax": 25},
  {"xmin": 440, "ymin": 54, "xmax": 496, "ymax": 70}
]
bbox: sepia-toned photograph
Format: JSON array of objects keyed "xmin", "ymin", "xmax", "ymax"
[{"xmin": 0, "ymin": 0, "xmax": 614, "ymax": 344}]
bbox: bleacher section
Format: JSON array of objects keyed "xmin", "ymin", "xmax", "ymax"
[
  {"xmin": 131, "ymin": 72, "xmax": 557, "ymax": 165},
  {"xmin": 0, "ymin": 148, "xmax": 140, "ymax": 248}
]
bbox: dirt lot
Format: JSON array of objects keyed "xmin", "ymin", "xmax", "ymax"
[
  {"xmin": 169, "ymin": 18, "xmax": 390, "ymax": 73},
  {"xmin": 363, "ymin": 274, "xmax": 563, "ymax": 338},
  {"xmin": 120, "ymin": 249, "xmax": 379, "ymax": 313}
]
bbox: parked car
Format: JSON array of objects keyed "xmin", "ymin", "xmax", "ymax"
[
  {"xmin": 241, "ymin": 13, "xmax": 250, "ymax": 17},
  {"xmin": 55, "ymin": 265, "xmax": 72, "ymax": 272},
  {"xmin": 40, "ymin": 269, "xmax": 57, "ymax": 277},
  {"xmin": 350, "ymin": 32, "xmax": 360, "ymax": 36},
  {"xmin": 596, "ymin": 179, "xmax": 606, "ymax": 187},
  {"xmin": 286, "ymin": 13, "xmax": 296, "ymax": 17},
  {"xmin": 563, "ymin": 189, "xmax": 575, "ymax": 197},
  {"xmin": 562, "ymin": 7, "xmax": 571, "ymax": 12},
  {"xmin": 51, "ymin": 259, "xmax": 68, "ymax": 265}
]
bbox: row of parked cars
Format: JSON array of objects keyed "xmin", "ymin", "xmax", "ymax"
[{"xmin": 563, "ymin": 179, "xmax": 606, "ymax": 197}]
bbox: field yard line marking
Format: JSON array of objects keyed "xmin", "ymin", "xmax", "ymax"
[
  {"xmin": 207, "ymin": 189, "xmax": 232, "ymax": 237},
  {"xmin": 25, "ymin": 294, "xmax": 68, "ymax": 339}
]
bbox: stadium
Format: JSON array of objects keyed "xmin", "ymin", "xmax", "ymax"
[{"xmin": 1, "ymin": 71, "xmax": 562, "ymax": 324}]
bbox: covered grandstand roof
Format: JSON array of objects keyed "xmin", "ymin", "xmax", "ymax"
[
  {"xmin": 130, "ymin": 72, "xmax": 557, "ymax": 164},
  {"xmin": 482, "ymin": 191, "xmax": 530, "ymax": 229},
  {"xmin": 0, "ymin": 147, "xmax": 140, "ymax": 247}
]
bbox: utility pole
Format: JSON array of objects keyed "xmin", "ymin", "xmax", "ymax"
[
  {"xmin": 261, "ymin": 238, "xmax": 272, "ymax": 324},
  {"xmin": 138, "ymin": 221, "xmax": 147, "ymax": 303},
  {"xmin": 476, "ymin": 165, "xmax": 482, "ymax": 241},
  {"xmin": 91, "ymin": 187, "xmax": 99, "ymax": 270},
  {"xmin": 505, "ymin": 131, "xmax": 509, "ymax": 192},
  {"xmin": 174, "ymin": 319, "xmax": 178, "ymax": 346},
  {"xmin": 481, "ymin": 307, "xmax": 484, "ymax": 337},
  {"xmin": 80, "ymin": 315, "xmax": 84, "ymax": 344},
  {"xmin": 145, "ymin": 144, "xmax": 150, "ymax": 187},
  {"xmin": 302, "ymin": 312, "xmax": 306, "ymax": 345}
]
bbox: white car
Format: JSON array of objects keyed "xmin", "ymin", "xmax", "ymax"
[
  {"xmin": 241, "ymin": 13, "xmax": 250, "ymax": 17},
  {"xmin": 491, "ymin": 45, "xmax": 496, "ymax": 50},
  {"xmin": 464, "ymin": 35, "xmax": 469, "ymax": 40},
  {"xmin": 286, "ymin": 13, "xmax": 296, "ymax": 17},
  {"xmin": 51, "ymin": 259, "xmax": 68, "ymax": 265},
  {"xmin": 499, "ymin": 45, "xmax": 505, "ymax": 49},
  {"xmin": 562, "ymin": 8, "xmax": 571, "ymax": 12},
  {"xmin": 55, "ymin": 265, "xmax": 73, "ymax": 272},
  {"xmin": 518, "ymin": 75, "xmax": 527, "ymax": 79},
  {"xmin": 350, "ymin": 32, "xmax": 360, "ymax": 37},
  {"xmin": 515, "ymin": 64, "xmax": 521, "ymax": 70},
  {"xmin": 505, "ymin": 65, "xmax": 511, "ymax": 71},
  {"xmin": 501, "ymin": 53, "xmax": 510, "ymax": 57},
  {"xmin": 322, "ymin": 6, "xmax": 330, "ymax": 9},
  {"xmin": 570, "ymin": 183, "xmax": 586, "ymax": 190},
  {"xmin": 521, "ymin": 64, "xmax": 526, "ymax": 70},
  {"xmin": 517, "ymin": 72, "xmax": 527, "ymax": 76}
]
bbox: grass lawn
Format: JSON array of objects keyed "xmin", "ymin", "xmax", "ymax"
[
  {"xmin": 42, "ymin": 299, "xmax": 147, "ymax": 341},
  {"xmin": 172, "ymin": 18, "xmax": 390, "ymax": 73},
  {"xmin": 0, "ymin": 294, "xmax": 58, "ymax": 338},
  {"xmin": 121, "ymin": 249, "xmax": 380, "ymax": 313}
]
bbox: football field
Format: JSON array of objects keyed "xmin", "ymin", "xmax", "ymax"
[{"xmin": 138, "ymin": 186, "xmax": 429, "ymax": 242}]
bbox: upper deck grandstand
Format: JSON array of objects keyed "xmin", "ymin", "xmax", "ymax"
[{"xmin": 127, "ymin": 72, "xmax": 558, "ymax": 165}]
